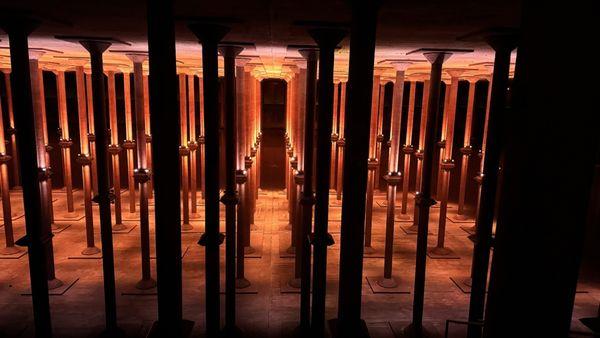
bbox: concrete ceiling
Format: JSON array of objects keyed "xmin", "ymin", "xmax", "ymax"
[{"xmin": 0, "ymin": 0, "xmax": 521, "ymax": 79}]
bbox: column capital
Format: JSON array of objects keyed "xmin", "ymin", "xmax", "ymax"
[{"xmin": 407, "ymin": 48, "xmax": 473, "ymax": 64}]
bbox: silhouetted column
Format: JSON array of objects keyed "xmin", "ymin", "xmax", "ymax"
[
  {"xmin": 309, "ymin": 26, "xmax": 346, "ymax": 334},
  {"xmin": 106, "ymin": 69, "xmax": 125, "ymax": 231},
  {"xmin": 377, "ymin": 61, "xmax": 410, "ymax": 288},
  {"xmin": 374, "ymin": 80, "xmax": 385, "ymax": 190},
  {"xmin": 188, "ymin": 74, "xmax": 199, "ymax": 215},
  {"xmin": 455, "ymin": 78, "xmax": 477, "ymax": 220},
  {"xmin": 0, "ymin": 87, "xmax": 21, "ymax": 255},
  {"xmin": 363, "ymin": 71, "xmax": 381, "ymax": 253},
  {"xmin": 335, "ymin": 80, "xmax": 346, "ymax": 201},
  {"xmin": 189, "ymin": 21, "xmax": 229, "ymax": 337},
  {"xmin": 198, "ymin": 76, "xmax": 206, "ymax": 200},
  {"xmin": 333, "ymin": 1, "xmax": 380, "ymax": 336},
  {"xmin": 0, "ymin": 15, "xmax": 52, "ymax": 336},
  {"xmin": 429, "ymin": 69, "xmax": 465, "ymax": 258},
  {"xmin": 178, "ymin": 73, "xmax": 193, "ymax": 231},
  {"xmin": 147, "ymin": 2, "xmax": 192, "ymax": 334},
  {"xmin": 143, "ymin": 74, "xmax": 153, "ymax": 199},
  {"xmin": 122, "ymin": 70, "xmax": 136, "ymax": 214},
  {"xmin": 55, "ymin": 69, "xmax": 76, "ymax": 213},
  {"xmin": 0, "ymin": 69, "xmax": 20, "ymax": 187},
  {"xmin": 402, "ymin": 47, "xmax": 465, "ymax": 337}
]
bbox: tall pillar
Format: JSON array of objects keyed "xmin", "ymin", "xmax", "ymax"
[
  {"xmin": 127, "ymin": 53, "xmax": 156, "ymax": 290},
  {"xmin": 335, "ymin": 80, "xmax": 346, "ymax": 201},
  {"xmin": 178, "ymin": 73, "xmax": 193, "ymax": 231},
  {"xmin": 147, "ymin": 3, "xmax": 193, "ymax": 334},
  {"xmin": 74, "ymin": 63, "xmax": 100, "ymax": 256},
  {"xmin": 198, "ymin": 75, "xmax": 206, "ymax": 200},
  {"xmin": 374, "ymin": 80, "xmax": 386, "ymax": 190},
  {"xmin": 0, "ymin": 69, "xmax": 20, "ymax": 187},
  {"xmin": 377, "ymin": 61, "xmax": 410, "ymax": 288},
  {"xmin": 401, "ymin": 47, "xmax": 468, "ymax": 337},
  {"xmin": 399, "ymin": 80, "xmax": 418, "ymax": 219},
  {"xmin": 330, "ymin": 80, "xmax": 339, "ymax": 190},
  {"xmin": 333, "ymin": 1, "xmax": 380, "ymax": 336},
  {"xmin": 297, "ymin": 47, "xmax": 318, "ymax": 332},
  {"xmin": 454, "ymin": 77, "xmax": 478, "ymax": 221},
  {"xmin": 85, "ymin": 71, "xmax": 99, "ymax": 196},
  {"xmin": 309, "ymin": 27, "xmax": 346, "ymax": 334},
  {"xmin": 0, "ymin": 15, "xmax": 52, "ymax": 336},
  {"xmin": 61, "ymin": 35, "xmax": 127, "ymax": 336},
  {"xmin": 121, "ymin": 70, "xmax": 136, "ymax": 214},
  {"xmin": 407, "ymin": 78, "xmax": 430, "ymax": 234},
  {"xmin": 219, "ymin": 43, "xmax": 244, "ymax": 335},
  {"xmin": 54, "ymin": 69, "xmax": 76, "ymax": 214},
  {"xmin": 189, "ymin": 22, "xmax": 228, "ymax": 337},
  {"xmin": 187, "ymin": 74, "xmax": 199, "ymax": 215},
  {"xmin": 286, "ymin": 70, "xmax": 299, "ymax": 252},
  {"xmin": 106, "ymin": 69, "xmax": 126, "ymax": 231},
  {"xmin": 235, "ymin": 59, "xmax": 251, "ymax": 289},
  {"xmin": 363, "ymin": 70, "xmax": 381, "ymax": 253},
  {"xmin": 428, "ymin": 69, "xmax": 466, "ymax": 258},
  {"xmin": 29, "ymin": 51, "xmax": 62, "ymax": 284},
  {"xmin": 0, "ymin": 87, "xmax": 22, "ymax": 255}
]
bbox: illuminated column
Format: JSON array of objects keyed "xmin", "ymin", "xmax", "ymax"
[
  {"xmin": 286, "ymin": 71, "xmax": 298, "ymax": 246},
  {"xmin": 374, "ymin": 79, "xmax": 386, "ymax": 190},
  {"xmin": 0, "ymin": 92, "xmax": 22, "ymax": 255},
  {"xmin": 407, "ymin": 78, "xmax": 430, "ymax": 233},
  {"xmin": 245, "ymin": 70, "xmax": 256, "ymax": 233},
  {"xmin": 455, "ymin": 77, "xmax": 478, "ymax": 221},
  {"xmin": 106, "ymin": 69, "xmax": 125, "ymax": 231},
  {"xmin": 255, "ymin": 76, "xmax": 262, "ymax": 192},
  {"xmin": 85, "ymin": 71, "xmax": 99, "ymax": 196},
  {"xmin": 30, "ymin": 50, "xmax": 62, "ymax": 289},
  {"xmin": 55, "ymin": 69, "xmax": 76, "ymax": 214},
  {"xmin": 198, "ymin": 75, "xmax": 205, "ymax": 200},
  {"xmin": 143, "ymin": 74, "xmax": 153, "ymax": 199},
  {"xmin": 435, "ymin": 79, "xmax": 452, "ymax": 199},
  {"xmin": 127, "ymin": 53, "xmax": 156, "ymax": 290},
  {"xmin": 1, "ymin": 69, "xmax": 20, "ymax": 187},
  {"xmin": 290, "ymin": 65, "xmax": 306, "ymax": 287},
  {"xmin": 330, "ymin": 80, "xmax": 339, "ymax": 190},
  {"xmin": 121, "ymin": 70, "xmax": 136, "ymax": 214},
  {"xmin": 187, "ymin": 74, "xmax": 198, "ymax": 215},
  {"xmin": 429, "ymin": 69, "xmax": 464, "ymax": 258},
  {"xmin": 74, "ymin": 63, "xmax": 100, "ymax": 255},
  {"xmin": 178, "ymin": 73, "xmax": 192, "ymax": 231},
  {"xmin": 364, "ymin": 70, "xmax": 381, "ymax": 253},
  {"xmin": 336, "ymin": 80, "xmax": 347, "ymax": 200},
  {"xmin": 235, "ymin": 60, "xmax": 250, "ymax": 288},
  {"xmin": 399, "ymin": 79, "xmax": 418, "ymax": 220},
  {"xmin": 377, "ymin": 61, "xmax": 409, "ymax": 287}
]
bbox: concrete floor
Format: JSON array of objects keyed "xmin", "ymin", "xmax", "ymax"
[{"xmin": 0, "ymin": 188, "xmax": 598, "ymax": 337}]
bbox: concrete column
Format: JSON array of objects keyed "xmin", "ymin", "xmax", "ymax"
[
  {"xmin": 429, "ymin": 69, "xmax": 464, "ymax": 258},
  {"xmin": 74, "ymin": 64, "xmax": 100, "ymax": 255},
  {"xmin": 374, "ymin": 80, "xmax": 386, "ymax": 190},
  {"xmin": 143, "ymin": 74, "xmax": 153, "ymax": 199},
  {"xmin": 1, "ymin": 69, "xmax": 20, "ymax": 187},
  {"xmin": 105, "ymin": 69, "xmax": 125, "ymax": 231},
  {"xmin": 399, "ymin": 80, "xmax": 418, "ymax": 219},
  {"xmin": 335, "ymin": 80, "xmax": 346, "ymax": 201},
  {"xmin": 54, "ymin": 69, "xmax": 76, "ymax": 215},
  {"xmin": 85, "ymin": 71, "xmax": 99, "ymax": 196},
  {"xmin": 178, "ymin": 73, "xmax": 192, "ymax": 231},
  {"xmin": 455, "ymin": 78, "xmax": 478, "ymax": 221},
  {"xmin": 330, "ymin": 80, "xmax": 340, "ymax": 190},
  {"xmin": 187, "ymin": 74, "xmax": 198, "ymax": 215},
  {"xmin": 377, "ymin": 62, "xmax": 410, "ymax": 288},
  {"xmin": 122, "ymin": 70, "xmax": 136, "ymax": 214},
  {"xmin": 198, "ymin": 76, "xmax": 206, "ymax": 200},
  {"xmin": 364, "ymin": 70, "xmax": 381, "ymax": 253}
]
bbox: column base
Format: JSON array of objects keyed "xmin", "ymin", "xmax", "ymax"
[
  {"xmin": 0, "ymin": 245, "xmax": 24, "ymax": 256},
  {"xmin": 427, "ymin": 246, "xmax": 459, "ymax": 259},
  {"xmin": 51, "ymin": 222, "xmax": 68, "ymax": 232},
  {"xmin": 81, "ymin": 246, "xmax": 101, "ymax": 256},
  {"xmin": 396, "ymin": 212, "xmax": 413, "ymax": 221},
  {"xmin": 449, "ymin": 276, "xmax": 472, "ymax": 293},
  {"xmin": 235, "ymin": 277, "xmax": 251, "ymax": 289},
  {"xmin": 147, "ymin": 319, "xmax": 194, "ymax": 338},
  {"xmin": 220, "ymin": 324, "xmax": 243, "ymax": 338},
  {"xmin": 284, "ymin": 223, "xmax": 292, "ymax": 230},
  {"xmin": 112, "ymin": 223, "xmax": 128, "ymax": 231},
  {"xmin": 182, "ymin": 223, "xmax": 194, "ymax": 231},
  {"xmin": 328, "ymin": 318, "xmax": 370, "ymax": 338},
  {"xmin": 286, "ymin": 245, "xmax": 296, "ymax": 255},
  {"xmin": 135, "ymin": 278, "xmax": 157, "ymax": 290},
  {"xmin": 395, "ymin": 322, "xmax": 436, "ymax": 338},
  {"xmin": 460, "ymin": 225, "xmax": 476, "ymax": 235},
  {"xmin": 288, "ymin": 277, "xmax": 301, "ymax": 289},
  {"xmin": 243, "ymin": 246, "xmax": 256, "ymax": 255},
  {"xmin": 363, "ymin": 245, "xmax": 376, "ymax": 254},
  {"xmin": 47, "ymin": 278, "xmax": 65, "ymax": 291},
  {"xmin": 580, "ymin": 317, "xmax": 600, "ymax": 335},
  {"xmin": 401, "ymin": 224, "xmax": 420, "ymax": 235}
]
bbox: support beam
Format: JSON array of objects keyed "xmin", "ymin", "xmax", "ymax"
[
  {"xmin": 122, "ymin": 70, "xmax": 136, "ymax": 214},
  {"xmin": 1, "ymin": 69, "xmax": 20, "ymax": 187},
  {"xmin": 363, "ymin": 70, "xmax": 381, "ymax": 253},
  {"xmin": 178, "ymin": 73, "xmax": 192, "ymax": 231},
  {"xmin": 55, "ymin": 69, "xmax": 76, "ymax": 214},
  {"xmin": 455, "ymin": 78, "xmax": 478, "ymax": 220},
  {"xmin": 106, "ymin": 69, "xmax": 125, "ymax": 231},
  {"xmin": 335, "ymin": 81, "xmax": 346, "ymax": 201}
]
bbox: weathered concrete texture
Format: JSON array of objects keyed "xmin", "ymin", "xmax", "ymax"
[{"xmin": 0, "ymin": 189, "xmax": 598, "ymax": 337}]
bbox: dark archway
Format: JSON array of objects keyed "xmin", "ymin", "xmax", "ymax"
[{"xmin": 260, "ymin": 79, "xmax": 287, "ymax": 190}]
